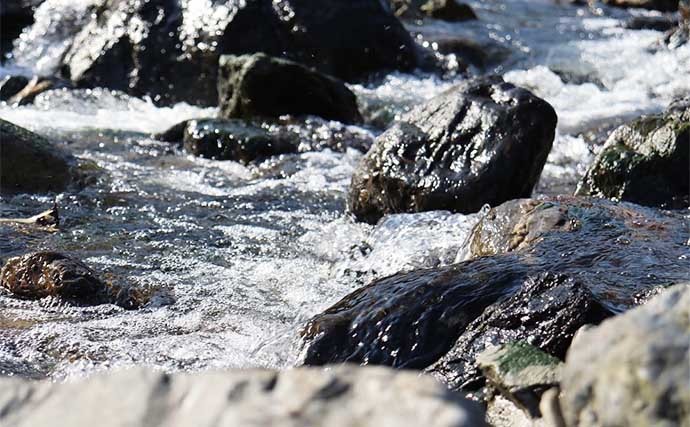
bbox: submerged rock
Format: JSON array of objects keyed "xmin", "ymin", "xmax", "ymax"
[
  {"xmin": 625, "ymin": 15, "xmax": 678, "ymax": 31},
  {"xmin": 348, "ymin": 76, "xmax": 557, "ymax": 224},
  {"xmin": 47, "ymin": 0, "xmax": 419, "ymax": 106},
  {"xmin": 0, "ymin": 252, "xmax": 148, "ymax": 309},
  {"xmin": 218, "ymin": 53, "xmax": 362, "ymax": 124},
  {"xmin": 575, "ymin": 100, "xmax": 689, "ymax": 208},
  {"xmin": 0, "ymin": 119, "xmax": 74, "ymax": 194},
  {"xmin": 182, "ymin": 119, "xmax": 297, "ymax": 164},
  {"xmin": 301, "ymin": 197, "xmax": 688, "ymax": 371},
  {"xmin": 0, "ymin": 365, "xmax": 486, "ymax": 427},
  {"xmin": 429, "ymin": 273, "xmax": 611, "ymax": 392},
  {"xmin": 560, "ymin": 284, "xmax": 690, "ymax": 427},
  {"xmin": 602, "ymin": 0, "xmax": 679, "ymax": 12}
]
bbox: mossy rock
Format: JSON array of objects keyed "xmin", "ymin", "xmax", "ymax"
[{"xmin": 576, "ymin": 103, "xmax": 689, "ymax": 208}]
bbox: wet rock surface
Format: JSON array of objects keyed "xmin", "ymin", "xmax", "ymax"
[
  {"xmin": 348, "ymin": 76, "xmax": 557, "ymax": 224},
  {"xmin": 218, "ymin": 53, "xmax": 362, "ymax": 124},
  {"xmin": 157, "ymin": 117, "xmax": 374, "ymax": 163},
  {"xmin": 602, "ymin": 0, "xmax": 679, "ymax": 12},
  {"xmin": 0, "ymin": 252, "xmax": 147, "ymax": 309},
  {"xmin": 391, "ymin": 0, "xmax": 477, "ymax": 21},
  {"xmin": 301, "ymin": 197, "xmax": 689, "ymax": 370},
  {"xmin": 560, "ymin": 284, "xmax": 690, "ymax": 427},
  {"xmin": 46, "ymin": 0, "xmax": 419, "ymax": 106},
  {"xmin": 181, "ymin": 119, "xmax": 297, "ymax": 164},
  {"xmin": 429, "ymin": 273, "xmax": 611, "ymax": 391},
  {"xmin": 575, "ymin": 100, "xmax": 689, "ymax": 208},
  {"xmin": 0, "ymin": 119, "xmax": 74, "ymax": 194},
  {"xmin": 0, "ymin": 365, "xmax": 486, "ymax": 427}
]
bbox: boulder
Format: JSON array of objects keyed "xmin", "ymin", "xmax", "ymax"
[
  {"xmin": 181, "ymin": 118, "xmax": 297, "ymax": 164},
  {"xmin": 301, "ymin": 197, "xmax": 689, "ymax": 370},
  {"xmin": 0, "ymin": 251, "xmax": 148, "ymax": 309},
  {"xmin": 348, "ymin": 76, "xmax": 557, "ymax": 224},
  {"xmin": 0, "ymin": 365, "xmax": 486, "ymax": 427},
  {"xmin": 0, "ymin": 118, "xmax": 74, "ymax": 194},
  {"xmin": 39, "ymin": 0, "xmax": 420, "ymax": 106},
  {"xmin": 0, "ymin": 75, "xmax": 30, "ymax": 100},
  {"xmin": 575, "ymin": 100, "xmax": 689, "ymax": 209},
  {"xmin": 602, "ymin": 0, "xmax": 679, "ymax": 11},
  {"xmin": 218, "ymin": 53, "xmax": 362, "ymax": 124},
  {"xmin": 429, "ymin": 273, "xmax": 611, "ymax": 392},
  {"xmin": 560, "ymin": 284, "xmax": 690, "ymax": 427}
]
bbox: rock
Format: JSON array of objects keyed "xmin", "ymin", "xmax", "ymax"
[
  {"xmin": 0, "ymin": 365, "xmax": 486, "ymax": 427},
  {"xmin": 348, "ymin": 76, "xmax": 557, "ymax": 224},
  {"xmin": 625, "ymin": 15, "xmax": 678, "ymax": 31},
  {"xmin": 0, "ymin": 118, "xmax": 74, "ymax": 194},
  {"xmin": 430, "ymin": 36, "xmax": 512, "ymax": 69},
  {"xmin": 301, "ymin": 197, "xmax": 688, "ymax": 370},
  {"xmin": 602, "ymin": 0, "xmax": 679, "ymax": 11},
  {"xmin": 42, "ymin": 0, "xmax": 420, "ymax": 106},
  {"xmin": 218, "ymin": 53, "xmax": 362, "ymax": 124},
  {"xmin": 477, "ymin": 342, "xmax": 562, "ymax": 417},
  {"xmin": 0, "ymin": 75, "xmax": 30, "ymax": 100},
  {"xmin": 421, "ymin": 0, "xmax": 477, "ymax": 21},
  {"xmin": 156, "ymin": 117, "xmax": 373, "ymax": 160},
  {"xmin": 182, "ymin": 118, "xmax": 297, "ymax": 164},
  {"xmin": 390, "ymin": 0, "xmax": 477, "ymax": 21},
  {"xmin": 0, "ymin": 0, "xmax": 44, "ymax": 56},
  {"xmin": 429, "ymin": 273, "xmax": 611, "ymax": 392},
  {"xmin": 0, "ymin": 251, "xmax": 147, "ymax": 309},
  {"xmin": 575, "ymin": 101, "xmax": 689, "ymax": 208},
  {"xmin": 560, "ymin": 284, "xmax": 690, "ymax": 427}
]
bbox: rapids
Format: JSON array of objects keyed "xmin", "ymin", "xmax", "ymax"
[{"xmin": 1, "ymin": 0, "xmax": 688, "ymax": 379}]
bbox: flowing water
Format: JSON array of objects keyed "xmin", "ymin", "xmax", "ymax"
[{"xmin": 1, "ymin": 0, "xmax": 689, "ymax": 380}]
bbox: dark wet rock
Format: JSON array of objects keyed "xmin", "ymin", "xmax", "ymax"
[
  {"xmin": 0, "ymin": 365, "xmax": 486, "ymax": 427},
  {"xmin": 0, "ymin": 0, "xmax": 44, "ymax": 57},
  {"xmin": 575, "ymin": 101, "xmax": 689, "ymax": 208},
  {"xmin": 182, "ymin": 119, "xmax": 297, "ymax": 164},
  {"xmin": 560, "ymin": 284, "xmax": 690, "ymax": 427},
  {"xmin": 664, "ymin": 23, "xmax": 690, "ymax": 48},
  {"xmin": 0, "ymin": 205, "xmax": 59, "ymax": 229},
  {"xmin": 348, "ymin": 76, "xmax": 557, "ymax": 224},
  {"xmin": 0, "ymin": 75, "xmax": 30, "ymax": 100},
  {"xmin": 0, "ymin": 252, "xmax": 148, "ymax": 309},
  {"xmin": 390, "ymin": 0, "xmax": 477, "ymax": 21},
  {"xmin": 477, "ymin": 341, "xmax": 562, "ymax": 417},
  {"xmin": 218, "ymin": 53, "xmax": 362, "ymax": 124},
  {"xmin": 301, "ymin": 197, "xmax": 689, "ymax": 371},
  {"xmin": 156, "ymin": 117, "xmax": 373, "ymax": 161},
  {"xmin": 625, "ymin": 15, "xmax": 678, "ymax": 31},
  {"xmin": 0, "ymin": 119, "xmax": 74, "ymax": 194},
  {"xmin": 50, "ymin": 0, "xmax": 419, "ymax": 106},
  {"xmin": 429, "ymin": 273, "xmax": 611, "ymax": 392},
  {"xmin": 602, "ymin": 0, "xmax": 679, "ymax": 11},
  {"xmin": 421, "ymin": 0, "xmax": 477, "ymax": 21},
  {"xmin": 430, "ymin": 36, "xmax": 512, "ymax": 69}
]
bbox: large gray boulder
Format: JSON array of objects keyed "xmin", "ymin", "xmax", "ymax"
[
  {"xmin": 560, "ymin": 284, "xmax": 690, "ymax": 427},
  {"xmin": 348, "ymin": 76, "xmax": 557, "ymax": 224},
  {"xmin": 0, "ymin": 365, "xmax": 485, "ymax": 427},
  {"xmin": 218, "ymin": 53, "xmax": 362, "ymax": 124},
  {"xmin": 25, "ymin": 0, "xmax": 420, "ymax": 106}
]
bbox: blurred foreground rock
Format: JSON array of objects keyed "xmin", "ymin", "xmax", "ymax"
[{"xmin": 0, "ymin": 365, "xmax": 485, "ymax": 427}]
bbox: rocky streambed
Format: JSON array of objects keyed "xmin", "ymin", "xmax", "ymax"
[{"xmin": 1, "ymin": 0, "xmax": 689, "ymax": 426}]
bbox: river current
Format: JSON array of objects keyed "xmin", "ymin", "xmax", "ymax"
[{"xmin": 1, "ymin": 0, "xmax": 689, "ymax": 379}]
